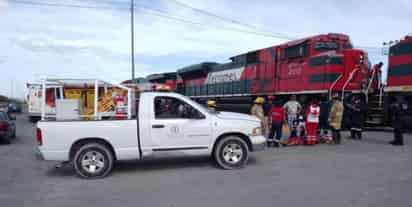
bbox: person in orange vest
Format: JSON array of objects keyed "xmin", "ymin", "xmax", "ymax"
[
  {"xmin": 329, "ymin": 93, "xmax": 344, "ymax": 144},
  {"xmin": 305, "ymin": 99, "xmax": 320, "ymax": 145}
]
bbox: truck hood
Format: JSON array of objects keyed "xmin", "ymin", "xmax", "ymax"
[{"xmin": 216, "ymin": 111, "xmax": 260, "ymax": 123}]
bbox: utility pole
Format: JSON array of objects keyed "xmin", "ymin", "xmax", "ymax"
[{"xmin": 131, "ymin": 0, "xmax": 135, "ymax": 84}]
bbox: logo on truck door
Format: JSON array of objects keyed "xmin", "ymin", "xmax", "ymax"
[{"xmin": 170, "ymin": 125, "xmax": 179, "ymax": 135}]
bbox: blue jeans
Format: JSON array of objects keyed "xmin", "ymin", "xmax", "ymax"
[{"xmin": 269, "ymin": 121, "xmax": 283, "ymax": 141}]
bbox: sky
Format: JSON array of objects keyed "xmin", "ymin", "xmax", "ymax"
[{"xmin": 0, "ymin": 0, "xmax": 411, "ymax": 99}]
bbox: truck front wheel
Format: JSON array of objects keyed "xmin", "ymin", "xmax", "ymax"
[
  {"xmin": 73, "ymin": 143, "xmax": 114, "ymax": 179},
  {"xmin": 214, "ymin": 136, "xmax": 249, "ymax": 170}
]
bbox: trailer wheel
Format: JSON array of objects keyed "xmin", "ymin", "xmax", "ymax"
[
  {"xmin": 73, "ymin": 143, "xmax": 114, "ymax": 179},
  {"xmin": 214, "ymin": 136, "xmax": 249, "ymax": 170}
]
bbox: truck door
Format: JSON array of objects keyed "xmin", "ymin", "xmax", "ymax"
[{"xmin": 150, "ymin": 96, "xmax": 212, "ymax": 151}]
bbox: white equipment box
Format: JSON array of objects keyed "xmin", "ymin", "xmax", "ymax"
[{"xmin": 56, "ymin": 99, "xmax": 82, "ymax": 120}]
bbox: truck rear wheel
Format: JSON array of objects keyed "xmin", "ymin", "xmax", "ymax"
[
  {"xmin": 73, "ymin": 143, "xmax": 114, "ymax": 179},
  {"xmin": 214, "ymin": 136, "xmax": 249, "ymax": 170}
]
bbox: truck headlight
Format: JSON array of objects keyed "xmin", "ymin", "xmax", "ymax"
[{"xmin": 251, "ymin": 127, "xmax": 262, "ymax": 136}]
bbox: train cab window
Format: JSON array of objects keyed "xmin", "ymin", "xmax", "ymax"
[
  {"xmin": 343, "ymin": 41, "xmax": 353, "ymax": 49},
  {"xmin": 314, "ymin": 41, "xmax": 339, "ymax": 51},
  {"xmin": 246, "ymin": 52, "xmax": 259, "ymax": 64},
  {"xmin": 284, "ymin": 43, "xmax": 309, "ymax": 59}
]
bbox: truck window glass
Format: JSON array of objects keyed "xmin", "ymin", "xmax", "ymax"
[{"xmin": 154, "ymin": 96, "xmax": 201, "ymax": 119}]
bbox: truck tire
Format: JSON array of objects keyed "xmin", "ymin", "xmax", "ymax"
[
  {"xmin": 214, "ymin": 136, "xmax": 249, "ymax": 170},
  {"xmin": 73, "ymin": 143, "xmax": 114, "ymax": 179}
]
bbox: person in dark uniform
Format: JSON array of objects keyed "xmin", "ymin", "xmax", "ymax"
[
  {"xmin": 389, "ymin": 97, "xmax": 407, "ymax": 146},
  {"xmin": 318, "ymin": 95, "xmax": 331, "ymax": 139},
  {"xmin": 350, "ymin": 96, "xmax": 367, "ymax": 140},
  {"xmin": 342, "ymin": 92, "xmax": 353, "ymax": 130}
]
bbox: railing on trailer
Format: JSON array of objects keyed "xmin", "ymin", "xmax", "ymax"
[{"xmin": 40, "ymin": 78, "xmax": 133, "ymax": 121}]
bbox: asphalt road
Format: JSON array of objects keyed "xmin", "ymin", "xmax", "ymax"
[{"xmin": 1, "ymin": 113, "xmax": 411, "ymax": 207}]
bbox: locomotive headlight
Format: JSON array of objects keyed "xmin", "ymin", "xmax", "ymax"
[{"xmin": 360, "ymin": 54, "xmax": 364, "ymax": 64}]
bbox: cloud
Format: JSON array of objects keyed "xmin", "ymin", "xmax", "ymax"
[
  {"xmin": 14, "ymin": 35, "xmax": 92, "ymax": 52},
  {"xmin": 0, "ymin": 0, "xmax": 8, "ymax": 8}
]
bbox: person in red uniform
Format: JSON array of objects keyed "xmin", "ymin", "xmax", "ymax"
[
  {"xmin": 114, "ymin": 90, "xmax": 127, "ymax": 120},
  {"xmin": 305, "ymin": 99, "xmax": 320, "ymax": 145},
  {"xmin": 268, "ymin": 100, "xmax": 285, "ymax": 147},
  {"xmin": 371, "ymin": 62, "xmax": 383, "ymax": 89}
]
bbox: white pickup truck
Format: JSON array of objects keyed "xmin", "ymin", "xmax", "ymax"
[{"xmin": 37, "ymin": 92, "xmax": 266, "ymax": 178}]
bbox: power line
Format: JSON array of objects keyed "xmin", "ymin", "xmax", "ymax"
[
  {"xmin": 9, "ymin": 0, "xmax": 126, "ymax": 10},
  {"xmin": 168, "ymin": 0, "xmax": 296, "ymax": 40},
  {"xmin": 9, "ymin": 0, "xmax": 293, "ymax": 39},
  {"xmin": 137, "ymin": 8, "xmax": 289, "ymax": 38},
  {"xmin": 90, "ymin": 0, "xmax": 292, "ymax": 40},
  {"xmin": 9, "ymin": 0, "xmax": 384, "ymax": 48}
]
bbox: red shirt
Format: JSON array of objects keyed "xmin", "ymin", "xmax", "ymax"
[{"xmin": 270, "ymin": 107, "xmax": 285, "ymax": 122}]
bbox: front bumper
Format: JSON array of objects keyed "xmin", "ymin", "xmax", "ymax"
[{"xmin": 250, "ymin": 135, "xmax": 266, "ymax": 152}]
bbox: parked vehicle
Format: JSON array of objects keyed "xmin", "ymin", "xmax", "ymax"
[
  {"xmin": 0, "ymin": 111, "xmax": 16, "ymax": 144},
  {"xmin": 8, "ymin": 102, "xmax": 22, "ymax": 113},
  {"xmin": 27, "ymin": 83, "xmax": 59, "ymax": 122},
  {"xmin": 37, "ymin": 92, "xmax": 266, "ymax": 178},
  {"xmin": 0, "ymin": 102, "xmax": 9, "ymax": 114}
]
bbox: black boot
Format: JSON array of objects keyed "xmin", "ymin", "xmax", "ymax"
[
  {"xmin": 357, "ymin": 131, "xmax": 362, "ymax": 140},
  {"xmin": 350, "ymin": 130, "xmax": 355, "ymax": 139},
  {"xmin": 391, "ymin": 141, "xmax": 404, "ymax": 146}
]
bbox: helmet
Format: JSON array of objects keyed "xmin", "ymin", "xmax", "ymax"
[
  {"xmin": 254, "ymin": 97, "xmax": 265, "ymax": 104},
  {"xmin": 207, "ymin": 100, "xmax": 216, "ymax": 107}
]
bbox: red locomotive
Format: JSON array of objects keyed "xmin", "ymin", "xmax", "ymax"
[
  {"xmin": 382, "ymin": 35, "xmax": 412, "ymax": 127},
  {"xmin": 172, "ymin": 33, "xmax": 373, "ymax": 112},
  {"xmin": 130, "ymin": 33, "xmax": 412, "ymax": 128},
  {"xmin": 386, "ymin": 35, "xmax": 412, "ymax": 91}
]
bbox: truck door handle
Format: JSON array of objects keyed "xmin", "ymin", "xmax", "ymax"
[{"xmin": 152, "ymin": 124, "xmax": 165, "ymax": 128}]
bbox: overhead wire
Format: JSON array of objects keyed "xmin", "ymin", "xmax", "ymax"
[
  {"xmin": 168, "ymin": 0, "xmax": 296, "ymax": 40},
  {"xmin": 8, "ymin": 0, "xmax": 296, "ymax": 39},
  {"xmin": 9, "ymin": 0, "xmax": 384, "ymax": 50}
]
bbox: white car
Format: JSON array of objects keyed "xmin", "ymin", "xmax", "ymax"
[{"xmin": 37, "ymin": 92, "xmax": 266, "ymax": 178}]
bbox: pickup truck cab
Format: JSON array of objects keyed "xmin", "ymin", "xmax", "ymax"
[{"xmin": 37, "ymin": 92, "xmax": 266, "ymax": 178}]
